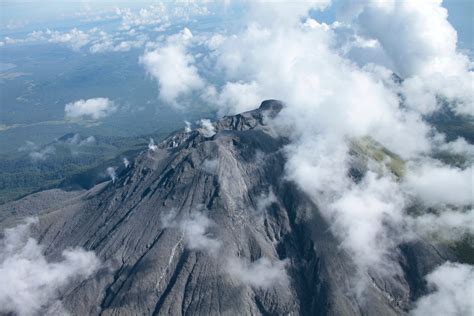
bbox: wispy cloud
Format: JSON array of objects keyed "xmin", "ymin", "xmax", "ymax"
[
  {"xmin": 106, "ymin": 167, "xmax": 117, "ymax": 183},
  {"xmin": 123, "ymin": 158, "xmax": 130, "ymax": 168},
  {"xmin": 0, "ymin": 218, "xmax": 100, "ymax": 316},
  {"xmin": 198, "ymin": 119, "xmax": 215, "ymax": 138},
  {"xmin": 201, "ymin": 158, "xmax": 219, "ymax": 174},
  {"xmin": 148, "ymin": 138, "xmax": 158, "ymax": 152},
  {"xmin": 226, "ymin": 257, "xmax": 289, "ymax": 289},
  {"xmin": 19, "ymin": 141, "xmax": 56, "ymax": 161},
  {"xmin": 180, "ymin": 212, "xmax": 222, "ymax": 256},
  {"xmin": 161, "ymin": 209, "xmax": 289, "ymax": 289}
]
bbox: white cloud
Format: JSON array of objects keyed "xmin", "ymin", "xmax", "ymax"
[
  {"xmin": 409, "ymin": 209, "xmax": 474, "ymax": 241},
  {"xmin": 81, "ymin": 136, "xmax": 96, "ymax": 145},
  {"xmin": 139, "ymin": 28, "xmax": 205, "ymax": 106},
  {"xmin": 180, "ymin": 212, "xmax": 221, "ymax": 255},
  {"xmin": 4, "ymin": 28, "xmax": 102, "ymax": 52},
  {"xmin": 198, "ymin": 119, "xmax": 216, "ymax": 137},
  {"xmin": 206, "ymin": 34, "xmax": 226, "ymax": 50},
  {"xmin": 178, "ymin": 0, "xmax": 474, "ymax": 290},
  {"xmin": 47, "ymin": 28, "xmax": 93, "ymax": 51},
  {"xmin": 184, "ymin": 120, "xmax": 192, "ymax": 133},
  {"xmin": 29, "ymin": 146, "xmax": 56, "ymax": 161},
  {"xmin": 0, "ymin": 218, "xmax": 100, "ymax": 316},
  {"xmin": 255, "ymin": 188, "xmax": 277, "ymax": 214},
  {"xmin": 226, "ymin": 257, "xmax": 289, "ymax": 289},
  {"xmin": 201, "ymin": 158, "xmax": 219, "ymax": 174},
  {"xmin": 19, "ymin": 141, "xmax": 56, "ymax": 161},
  {"xmin": 404, "ymin": 161, "xmax": 473, "ymax": 207},
  {"xmin": 411, "ymin": 262, "xmax": 474, "ymax": 316},
  {"xmin": 65, "ymin": 134, "xmax": 96, "ymax": 146},
  {"xmin": 65, "ymin": 98, "xmax": 116, "ymax": 120},
  {"xmin": 162, "ymin": 208, "xmax": 287, "ymax": 288},
  {"xmin": 89, "ymin": 38, "xmax": 145, "ymax": 53},
  {"xmin": 328, "ymin": 172, "xmax": 405, "ymax": 270},
  {"xmin": 341, "ymin": 0, "xmax": 473, "ymax": 116},
  {"xmin": 116, "ymin": 5, "xmax": 167, "ymax": 30},
  {"xmin": 123, "ymin": 158, "xmax": 130, "ymax": 168},
  {"xmin": 18, "ymin": 141, "xmax": 37, "ymax": 152},
  {"xmin": 245, "ymin": 0, "xmax": 330, "ymax": 26},
  {"xmin": 106, "ymin": 167, "xmax": 117, "ymax": 183},
  {"xmin": 148, "ymin": 138, "xmax": 158, "ymax": 151},
  {"xmin": 437, "ymin": 137, "xmax": 474, "ymax": 158},
  {"xmin": 204, "ymin": 81, "xmax": 264, "ymax": 117}
]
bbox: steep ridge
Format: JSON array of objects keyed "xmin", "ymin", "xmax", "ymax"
[{"xmin": 0, "ymin": 100, "xmax": 450, "ymax": 315}]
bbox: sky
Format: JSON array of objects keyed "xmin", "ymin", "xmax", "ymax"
[{"xmin": 0, "ymin": 1, "xmax": 473, "ymax": 315}]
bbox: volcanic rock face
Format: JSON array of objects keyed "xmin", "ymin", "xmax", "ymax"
[{"xmin": 0, "ymin": 100, "xmax": 448, "ymax": 315}]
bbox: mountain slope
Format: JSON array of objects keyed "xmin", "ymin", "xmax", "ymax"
[{"xmin": 0, "ymin": 100, "xmax": 450, "ymax": 315}]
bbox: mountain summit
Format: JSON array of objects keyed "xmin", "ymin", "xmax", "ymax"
[{"xmin": 0, "ymin": 100, "xmax": 450, "ymax": 315}]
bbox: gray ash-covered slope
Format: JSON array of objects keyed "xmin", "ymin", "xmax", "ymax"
[{"xmin": 1, "ymin": 100, "xmax": 449, "ymax": 315}]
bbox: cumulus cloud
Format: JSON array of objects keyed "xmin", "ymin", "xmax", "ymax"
[
  {"xmin": 404, "ymin": 161, "xmax": 473, "ymax": 207},
  {"xmin": 341, "ymin": 0, "xmax": 473, "ymax": 116},
  {"xmin": 115, "ymin": 3, "xmax": 209, "ymax": 31},
  {"xmin": 15, "ymin": 28, "xmax": 102, "ymax": 51},
  {"xmin": 65, "ymin": 98, "xmax": 116, "ymax": 120},
  {"xmin": 90, "ymin": 39, "xmax": 145, "ymax": 53},
  {"xmin": 2, "ymin": 3, "xmax": 212, "ymax": 54},
  {"xmin": 6, "ymin": 26, "xmax": 149, "ymax": 54},
  {"xmin": 4, "ymin": 28, "xmax": 97, "ymax": 51},
  {"xmin": 139, "ymin": 28, "xmax": 205, "ymax": 106},
  {"xmin": 203, "ymin": 81, "xmax": 265, "ymax": 117},
  {"xmin": 0, "ymin": 218, "xmax": 100, "ymax": 316},
  {"xmin": 411, "ymin": 262, "xmax": 474, "ymax": 316},
  {"xmin": 47, "ymin": 28, "xmax": 93, "ymax": 51},
  {"xmin": 116, "ymin": 5, "xmax": 167, "ymax": 30},
  {"xmin": 246, "ymin": 0, "xmax": 330, "ymax": 26}
]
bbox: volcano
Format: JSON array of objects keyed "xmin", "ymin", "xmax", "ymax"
[{"xmin": 0, "ymin": 100, "xmax": 452, "ymax": 316}]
